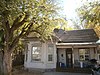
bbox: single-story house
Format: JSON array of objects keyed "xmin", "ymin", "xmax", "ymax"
[{"xmin": 24, "ymin": 29, "xmax": 100, "ymax": 70}]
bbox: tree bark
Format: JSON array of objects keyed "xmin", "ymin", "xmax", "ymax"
[
  {"xmin": 0, "ymin": 50, "xmax": 4, "ymax": 75},
  {"xmin": 3, "ymin": 50, "xmax": 12, "ymax": 75}
]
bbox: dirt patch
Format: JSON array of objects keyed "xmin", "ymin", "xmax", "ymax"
[
  {"xmin": 13, "ymin": 70, "xmax": 43, "ymax": 75},
  {"xmin": 12, "ymin": 66, "xmax": 43, "ymax": 75}
]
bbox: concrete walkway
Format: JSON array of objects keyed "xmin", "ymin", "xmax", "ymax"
[{"xmin": 43, "ymin": 72, "xmax": 91, "ymax": 75}]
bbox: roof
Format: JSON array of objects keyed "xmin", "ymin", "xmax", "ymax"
[{"xmin": 54, "ymin": 29, "xmax": 99, "ymax": 43}]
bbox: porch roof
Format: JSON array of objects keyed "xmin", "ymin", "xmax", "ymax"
[
  {"xmin": 56, "ymin": 42, "xmax": 97, "ymax": 45},
  {"xmin": 56, "ymin": 42, "xmax": 98, "ymax": 48},
  {"xmin": 54, "ymin": 29, "xmax": 99, "ymax": 43}
]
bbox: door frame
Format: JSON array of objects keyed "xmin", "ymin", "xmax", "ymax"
[
  {"xmin": 66, "ymin": 48, "xmax": 73, "ymax": 68},
  {"xmin": 56, "ymin": 48, "xmax": 73, "ymax": 68}
]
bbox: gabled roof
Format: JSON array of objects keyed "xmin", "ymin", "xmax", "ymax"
[{"xmin": 54, "ymin": 29, "xmax": 99, "ymax": 43}]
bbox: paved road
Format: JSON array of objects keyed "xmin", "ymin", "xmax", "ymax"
[{"xmin": 43, "ymin": 72, "xmax": 91, "ymax": 75}]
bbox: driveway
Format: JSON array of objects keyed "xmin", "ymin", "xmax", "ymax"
[{"xmin": 43, "ymin": 72, "xmax": 91, "ymax": 75}]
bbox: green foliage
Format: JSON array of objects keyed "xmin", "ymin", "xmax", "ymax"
[
  {"xmin": 0, "ymin": 0, "xmax": 64, "ymax": 51},
  {"xmin": 0, "ymin": 1, "xmax": 66, "ymax": 74},
  {"xmin": 77, "ymin": 1, "xmax": 100, "ymax": 37}
]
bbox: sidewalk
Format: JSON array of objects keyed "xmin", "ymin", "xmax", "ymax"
[{"xmin": 43, "ymin": 72, "xmax": 91, "ymax": 75}]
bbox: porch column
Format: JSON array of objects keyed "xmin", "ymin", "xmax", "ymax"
[{"xmin": 72, "ymin": 46, "xmax": 74, "ymax": 68}]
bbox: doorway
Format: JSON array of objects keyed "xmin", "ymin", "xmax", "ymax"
[
  {"xmin": 66, "ymin": 48, "xmax": 73, "ymax": 67},
  {"xmin": 57, "ymin": 48, "xmax": 73, "ymax": 68}
]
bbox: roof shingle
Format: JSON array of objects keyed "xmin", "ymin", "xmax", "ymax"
[{"xmin": 54, "ymin": 29, "xmax": 99, "ymax": 43}]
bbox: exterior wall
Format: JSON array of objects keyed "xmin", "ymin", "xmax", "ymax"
[
  {"xmin": 73, "ymin": 48, "xmax": 96, "ymax": 60},
  {"xmin": 24, "ymin": 41, "xmax": 46, "ymax": 69},
  {"xmin": 58, "ymin": 49, "xmax": 66, "ymax": 66},
  {"xmin": 89, "ymin": 48, "xmax": 95, "ymax": 59},
  {"xmin": 24, "ymin": 39, "xmax": 99, "ymax": 69},
  {"xmin": 45, "ymin": 41, "xmax": 57, "ymax": 69},
  {"xmin": 24, "ymin": 40, "xmax": 57, "ymax": 69},
  {"xmin": 56, "ymin": 45, "xmax": 98, "ymax": 68},
  {"xmin": 73, "ymin": 47, "xmax": 98, "ymax": 68},
  {"xmin": 73, "ymin": 45, "xmax": 97, "ymax": 60},
  {"xmin": 73, "ymin": 48, "xmax": 79, "ymax": 61},
  {"xmin": 97, "ymin": 45, "xmax": 100, "ymax": 64}
]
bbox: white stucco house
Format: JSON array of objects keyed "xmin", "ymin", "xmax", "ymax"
[{"xmin": 24, "ymin": 29, "xmax": 100, "ymax": 71}]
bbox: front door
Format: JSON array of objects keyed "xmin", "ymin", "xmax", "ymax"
[{"xmin": 66, "ymin": 48, "xmax": 73, "ymax": 67}]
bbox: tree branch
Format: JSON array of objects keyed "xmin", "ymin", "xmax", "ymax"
[
  {"xmin": 2, "ymin": 20, "xmax": 10, "ymax": 33},
  {"xmin": 11, "ymin": 13, "xmax": 29, "ymax": 32},
  {"xmin": 10, "ymin": 22, "xmax": 43, "ymax": 50},
  {"xmin": 9, "ymin": 23, "xmax": 33, "ymax": 50},
  {"xmin": 22, "ymin": 23, "xmax": 34, "ymax": 36}
]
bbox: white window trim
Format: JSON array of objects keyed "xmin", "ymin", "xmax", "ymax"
[
  {"xmin": 31, "ymin": 42, "xmax": 42, "ymax": 62},
  {"xmin": 47, "ymin": 44, "xmax": 54, "ymax": 63},
  {"xmin": 79, "ymin": 48, "xmax": 90, "ymax": 61}
]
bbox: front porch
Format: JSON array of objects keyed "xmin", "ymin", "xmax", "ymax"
[{"xmin": 56, "ymin": 43, "xmax": 99, "ymax": 73}]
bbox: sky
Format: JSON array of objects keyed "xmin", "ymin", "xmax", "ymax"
[
  {"xmin": 59, "ymin": 0, "xmax": 82, "ymax": 19},
  {"xmin": 57, "ymin": 0, "xmax": 95, "ymax": 19},
  {"xmin": 59, "ymin": 0, "xmax": 83, "ymax": 28},
  {"xmin": 55, "ymin": 0, "xmax": 96, "ymax": 29}
]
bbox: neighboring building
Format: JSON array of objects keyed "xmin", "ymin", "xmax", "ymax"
[{"xmin": 24, "ymin": 29, "xmax": 100, "ymax": 70}]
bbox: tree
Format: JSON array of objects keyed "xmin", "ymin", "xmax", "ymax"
[
  {"xmin": 0, "ymin": 0, "xmax": 62, "ymax": 75},
  {"xmin": 77, "ymin": 1, "xmax": 100, "ymax": 37}
]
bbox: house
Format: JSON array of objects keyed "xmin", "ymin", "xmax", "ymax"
[{"xmin": 24, "ymin": 29, "xmax": 100, "ymax": 71}]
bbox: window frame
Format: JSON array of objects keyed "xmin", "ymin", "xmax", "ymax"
[
  {"xmin": 31, "ymin": 42, "xmax": 42, "ymax": 62},
  {"xmin": 79, "ymin": 48, "xmax": 90, "ymax": 61},
  {"xmin": 48, "ymin": 54, "xmax": 53, "ymax": 61},
  {"xmin": 47, "ymin": 44, "xmax": 54, "ymax": 63}
]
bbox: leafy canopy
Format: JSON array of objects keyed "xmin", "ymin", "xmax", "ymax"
[
  {"xmin": 77, "ymin": 1, "xmax": 100, "ymax": 37},
  {"xmin": 0, "ymin": 0, "xmax": 63, "ymax": 50}
]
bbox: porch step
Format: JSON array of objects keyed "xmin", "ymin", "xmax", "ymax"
[{"xmin": 56, "ymin": 67, "xmax": 92, "ymax": 74}]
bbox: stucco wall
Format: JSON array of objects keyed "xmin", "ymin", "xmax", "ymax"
[
  {"xmin": 45, "ymin": 42, "xmax": 57, "ymax": 69},
  {"xmin": 89, "ymin": 48, "xmax": 95, "ymax": 59},
  {"xmin": 24, "ymin": 41, "xmax": 57, "ymax": 69},
  {"xmin": 24, "ymin": 40, "xmax": 99, "ymax": 69},
  {"xmin": 58, "ymin": 49, "xmax": 66, "ymax": 66},
  {"xmin": 73, "ymin": 48, "xmax": 79, "ymax": 61},
  {"xmin": 73, "ymin": 48, "xmax": 96, "ymax": 60}
]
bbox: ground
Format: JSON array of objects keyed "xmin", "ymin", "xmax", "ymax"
[
  {"xmin": 13, "ymin": 71, "xmax": 91, "ymax": 75},
  {"xmin": 13, "ymin": 66, "xmax": 42, "ymax": 75},
  {"xmin": 13, "ymin": 71, "xmax": 42, "ymax": 75},
  {"xmin": 13, "ymin": 67, "xmax": 91, "ymax": 75}
]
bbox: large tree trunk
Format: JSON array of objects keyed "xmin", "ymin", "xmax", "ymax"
[
  {"xmin": 3, "ymin": 50, "xmax": 12, "ymax": 75},
  {"xmin": 0, "ymin": 50, "xmax": 4, "ymax": 75}
]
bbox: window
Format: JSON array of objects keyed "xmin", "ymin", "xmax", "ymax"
[
  {"xmin": 79, "ymin": 49, "xmax": 90, "ymax": 61},
  {"xmin": 48, "ymin": 54, "xmax": 53, "ymax": 61},
  {"xmin": 48, "ymin": 44, "xmax": 54, "ymax": 62},
  {"xmin": 32, "ymin": 43, "xmax": 41, "ymax": 61}
]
